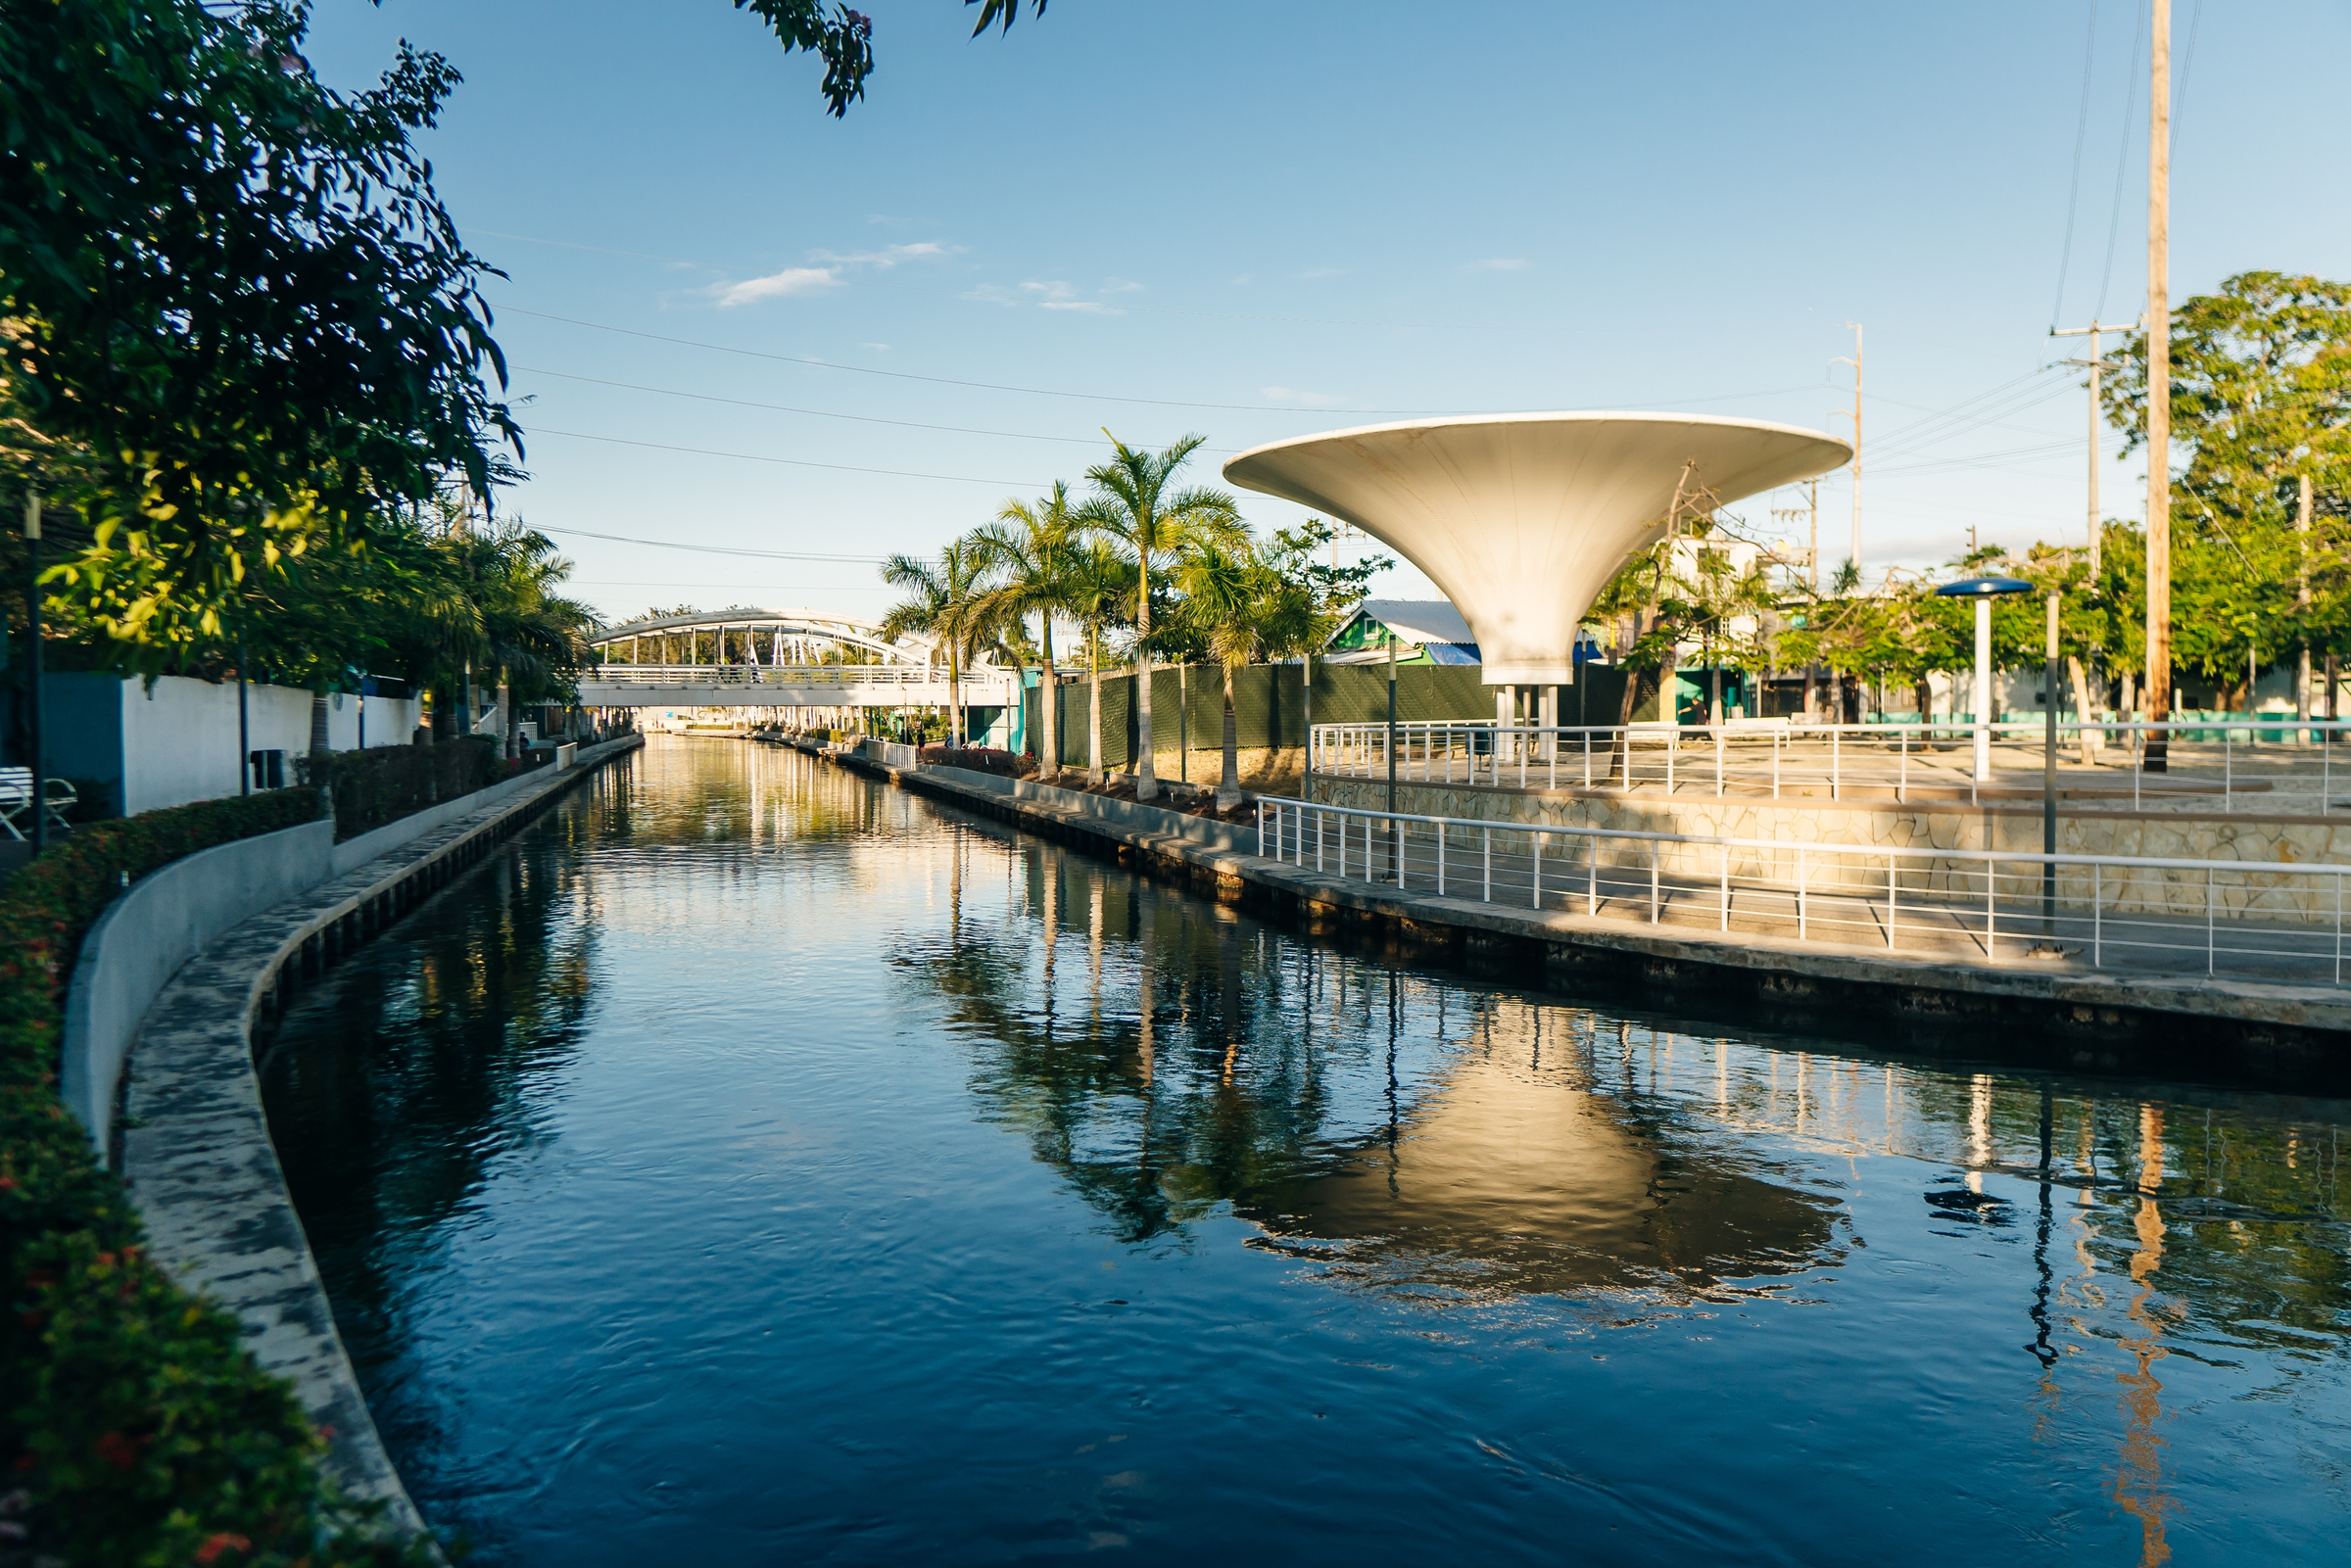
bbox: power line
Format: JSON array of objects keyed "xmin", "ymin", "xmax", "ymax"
[
  {"xmin": 504, "ymin": 308, "xmax": 1466, "ymax": 413},
  {"xmin": 2049, "ymin": 0, "xmax": 2103, "ymax": 329},
  {"xmin": 2093, "ymin": 0, "xmax": 2146, "ymax": 320},
  {"xmin": 515, "ymin": 365, "xmax": 1200, "ymax": 451},
  {"xmin": 535, "ymin": 525, "xmax": 888, "ymax": 562},
  {"xmin": 503, "ymin": 306, "xmax": 1831, "ymax": 420},
  {"xmin": 529, "ymin": 427, "xmax": 1048, "ymax": 487}
]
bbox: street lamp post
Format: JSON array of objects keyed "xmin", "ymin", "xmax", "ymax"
[{"xmin": 1935, "ymin": 576, "xmax": 2035, "ymax": 784}]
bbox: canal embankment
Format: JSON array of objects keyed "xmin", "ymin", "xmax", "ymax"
[
  {"xmin": 795, "ymin": 737, "xmax": 2351, "ymax": 1088},
  {"xmin": 106, "ymin": 735, "xmax": 641, "ymax": 1539}
]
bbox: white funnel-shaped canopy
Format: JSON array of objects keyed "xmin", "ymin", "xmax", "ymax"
[{"xmin": 1224, "ymin": 412, "xmax": 1851, "ymax": 685}]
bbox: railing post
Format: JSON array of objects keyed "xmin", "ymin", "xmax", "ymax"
[
  {"xmin": 1588, "ymin": 834, "xmax": 1598, "ymax": 915},
  {"xmin": 1831, "ymin": 728, "xmax": 1841, "ymax": 800},
  {"xmin": 1887, "ymin": 853, "xmax": 1896, "ymax": 950},
  {"xmin": 1798, "ymin": 846, "xmax": 1807, "ymax": 939},
  {"xmin": 2092, "ymin": 863, "xmax": 2101, "ymax": 968},
  {"xmin": 1584, "ymin": 729, "xmax": 1593, "ymax": 789},
  {"xmin": 1719, "ymin": 843, "xmax": 1729, "ymax": 931},
  {"xmin": 2225, "ymin": 725, "xmax": 2233, "ymax": 812},
  {"xmin": 1437, "ymin": 823, "xmax": 1446, "ymax": 896},
  {"xmin": 1482, "ymin": 827, "xmax": 1492, "ymax": 902},
  {"xmin": 1650, "ymin": 842, "xmax": 1659, "ymax": 924},
  {"xmin": 1985, "ymin": 853, "xmax": 1995, "ymax": 959},
  {"xmin": 1532, "ymin": 832, "xmax": 1542, "ymax": 910},
  {"xmin": 2207, "ymin": 866, "xmax": 2215, "ymax": 975},
  {"xmin": 1897, "ymin": 727, "xmax": 1907, "ymax": 804},
  {"xmin": 1773, "ymin": 731, "xmax": 1781, "ymax": 800},
  {"xmin": 1715, "ymin": 726, "xmax": 1725, "ymax": 797}
]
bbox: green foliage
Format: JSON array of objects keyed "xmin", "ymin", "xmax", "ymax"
[
  {"xmin": 1, "ymin": 0, "xmax": 518, "ymax": 671},
  {"xmin": 2101, "ymin": 270, "xmax": 2351, "ymax": 678},
  {"xmin": 297, "ymin": 737, "xmax": 499, "ymax": 840},
  {"xmin": 0, "ymin": 790, "xmax": 430, "ymax": 1563}
]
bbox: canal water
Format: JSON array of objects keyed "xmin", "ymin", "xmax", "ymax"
[{"xmin": 260, "ymin": 736, "xmax": 2350, "ymax": 1565}]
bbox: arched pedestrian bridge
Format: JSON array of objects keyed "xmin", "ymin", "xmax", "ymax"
[{"xmin": 579, "ymin": 608, "xmax": 1016, "ymax": 710}]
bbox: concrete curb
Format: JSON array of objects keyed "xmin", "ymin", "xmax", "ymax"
[
  {"xmin": 119, "ymin": 735, "xmax": 642, "ymax": 1546},
  {"xmin": 796, "ymin": 739, "xmax": 2351, "ymax": 1088}
]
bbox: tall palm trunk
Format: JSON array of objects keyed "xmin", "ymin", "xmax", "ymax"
[
  {"xmin": 950, "ymin": 646, "xmax": 962, "ymax": 748},
  {"xmin": 1134, "ymin": 552, "xmax": 1157, "ymax": 800},
  {"xmin": 1087, "ymin": 628, "xmax": 1103, "ymax": 782},
  {"xmin": 1217, "ymin": 662, "xmax": 1240, "ymax": 811},
  {"xmin": 1039, "ymin": 619, "xmax": 1058, "ymax": 775}
]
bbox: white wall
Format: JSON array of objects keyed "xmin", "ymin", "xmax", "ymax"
[{"xmin": 118, "ymin": 677, "xmax": 425, "ymax": 816}]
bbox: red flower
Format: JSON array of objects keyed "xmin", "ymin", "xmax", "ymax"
[
  {"xmin": 195, "ymin": 1532, "xmax": 251, "ymax": 1564},
  {"xmin": 93, "ymin": 1430, "xmax": 144, "ymax": 1470}
]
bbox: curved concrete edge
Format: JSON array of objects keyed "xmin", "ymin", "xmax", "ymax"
[
  {"xmin": 329, "ymin": 753, "xmax": 566, "ymax": 877},
  {"xmin": 63, "ymin": 819, "xmax": 336, "ymax": 1154},
  {"xmin": 813, "ymin": 742, "xmax": 2351, "ymax": 1086},
  {"xmin": 117, "ymin": 734, "xmax": 642, "ymax": 1547}
]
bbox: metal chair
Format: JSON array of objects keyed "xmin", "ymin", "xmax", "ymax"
[{"xmin": 0, "ymin": 767, "xmax": 77, "ymax": 841}]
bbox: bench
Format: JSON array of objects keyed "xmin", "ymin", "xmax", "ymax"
[{"xmin": 0, "ymin": 768, "xmax": 77, "ymax": 840}]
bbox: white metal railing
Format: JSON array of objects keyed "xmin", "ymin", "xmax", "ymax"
[
  {"xmin": 588, "ymin": 663, "xmax": 975, "ymax": 688},
  {"xmin": 1308, "ymin": 719, "xmax": 2351, "ymax": 815},
  {"xmin": 1254, "ymin": 794, "xmax": 2351, "ymax": 985}
]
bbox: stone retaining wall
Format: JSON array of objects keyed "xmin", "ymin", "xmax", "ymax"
[{"xmin": 115, "ymin": 735, "xmax": 642, "ymax": 1547}]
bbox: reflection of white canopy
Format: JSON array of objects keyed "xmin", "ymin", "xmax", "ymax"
[{"xmin": 1226, "ymin": 413, "xmax": 1850, "ymax": 685}]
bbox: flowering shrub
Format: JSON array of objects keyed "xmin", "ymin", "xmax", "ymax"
[
  {"xmin": 916, "ymin": 745, "xmax": 1034, "ymax": 778},
  {"xmin": 0, "ymin": 789, "xmax": 434, "ymax": 1564}
]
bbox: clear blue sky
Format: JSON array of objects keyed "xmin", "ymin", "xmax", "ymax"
[{"xmin": 307, "ymin": 0, "xmax": 2349, "ymax": 628}]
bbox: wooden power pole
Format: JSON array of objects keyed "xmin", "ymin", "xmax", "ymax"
[{"xmin": 2144, "ymin": 0, "xmax": 2173, "ymax": 768}]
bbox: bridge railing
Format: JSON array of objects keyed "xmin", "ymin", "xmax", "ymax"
[
  {"xmin": 1254, "ymin": 793, "xmax": 2351, "ymax": 985},
  {"xmin": 1309, "ymin": 719, "xmax": 2351, "ymax": 815},
  {"xmin": 587, "ymin": 663, "xmax": 982, "ymax": 689}
]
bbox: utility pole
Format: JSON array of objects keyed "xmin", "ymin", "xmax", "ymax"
[
  {"xmin": 2299, "ymin": 473, "xmax": 2315, "ymax": 728},
  {"xmin": 23, "ymin": 492, "xmax": 43, "ymax": 854},
  {"xmin": 2049, "ymin": 318, "xmax": 2136, "ymax": 577},
  {"xmin": 2144, "ymin": 0, "xmax": 2173, "ymax": 770},
  {"xmin": 1832, "ymin": 325, "xmax": 1862, "ymax": 579}
]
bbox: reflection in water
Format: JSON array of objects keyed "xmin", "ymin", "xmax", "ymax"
[{"xmin": 262, "ymin": 737, "xmax": 2351, "ymax": 1566}]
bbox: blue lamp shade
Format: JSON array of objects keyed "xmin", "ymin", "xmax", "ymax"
[{"xmin": 1934, "ymin": 576, "xmax": 2036, "ymax": 598}]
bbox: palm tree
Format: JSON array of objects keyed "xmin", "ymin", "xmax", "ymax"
[
  {"xmin": 1081, "ymin": 432, "xmax": 1241, "ymax": 799},
  {"xmin": 1173, "ymin": 534, "xmax": 1290, "ymax": 811},
  {"xmin": 973, "ymin": 482, "xmax": 1081, "ymax": 774},
  {"xmin": 882, "ymin": 538, "xmax": 990, "ymax": 745},
  {"xmin": 1061, "ymin": 540, "xmax": 1134, "ymax": 781}
]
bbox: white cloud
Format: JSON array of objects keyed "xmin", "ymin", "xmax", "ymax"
[
  {"xmin": 861, "ymin": 343, "xmax": 890, "ymax": 352},
  {"xmin": 1464, "ymin": 257, "xmax": 1531, "ymax": 272},
  {"xmin": 814, "ymin": 241, "xmax": 956, "ymax": 267},
  {"xmin": 1100, "ymin": 278, "xmax": 1144, "ymax": 294},
  {"xmin": 708, "ymin": 266, "xmax": 841, "ymax": 307},
  {"xmin": 1261, "ymin": 385, "xmax": 1344, "ymax": 407},
  {"xmin": 1041, "ymin": 300, "xmax": 1122, "ymax": 315}
]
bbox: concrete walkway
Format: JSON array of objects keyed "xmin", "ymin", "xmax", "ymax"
[{"xmin": 120, "ymin": 736, "xmax": 641, "ymax": 1545}]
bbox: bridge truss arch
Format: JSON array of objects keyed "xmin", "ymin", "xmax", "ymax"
[{"xmin": 590, "ymin": 607, "xmax": 938, "ymax": 667}]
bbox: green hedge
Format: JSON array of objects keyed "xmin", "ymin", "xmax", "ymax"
[
  {"xmin": 0, "ymin": 790, "xmax": 434, "ymax": 1565},
  {"xmin": 298, "ymin": 737, "xmax": 499, "ymax": 842}
]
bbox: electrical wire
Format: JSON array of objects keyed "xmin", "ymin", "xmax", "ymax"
[
  {"xmin": 534, "ymin": 525, "xmax": 887, "ymax": 563},
  {"xmin": 2049, "ymin": 0, "xmax": 2102, "ymax": 330},
  {"xmin": 515, "ymin": 366, "xmax": 1197, "ymax": 450},
  {"xmin": 2093, "ymin": 0, "xmax": 2147, "ymax": 320},
  {"xmin": 529, "ymin": 427, "xmax": 1047, "ymax": 488},
  {"xmin": 504, "ymin": 307, "xmax": 1830, "ymax": 421}
]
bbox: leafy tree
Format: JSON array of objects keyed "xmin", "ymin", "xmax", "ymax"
[
  {"xmin": 2, "ymin": 0, "xmax": 519, "ymax": 675},
  {"xmin": 2101, "ymin": 270, "xmax": 2351, "ymax": 708},
  {"xmin": 1080, "ymin": 433, "xmax": 1242, "ymax": 800},
  {"xmin": 1060, "ymin": 541, "xmax": 1135, "ymax": 781},
  {"xmin": 737, "ymin": 0, "xmax": 1046, "ymax": 116}
]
